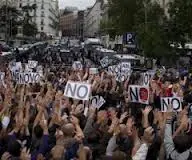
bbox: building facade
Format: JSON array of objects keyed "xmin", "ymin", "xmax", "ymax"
[
  {"xmin": 0, "ymin": 0, "xmax": 19, "ymax": 7},
  {"xmin": 76, "ymin": 11, "xmax": 84, "ymax": 38},
  {"xmin": 17, "ymin": 0, "xmax": 59, "ymax": 37},
  {"xmin": 60, "ymin": 11, "xmax": 78, "ymax": 37},
  {"xmin": 84, "ymin": 0, "xmax": 102, "ymax": 37}
]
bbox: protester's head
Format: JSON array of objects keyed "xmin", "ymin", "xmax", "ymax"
[
  {"xmin": 8, "ymin": 140, "xmax": 21, "ymax": 157},
  {"xmin": 61, "ymin": 123, "xmax": 75, "ymax": 137},
  {"xmin": 173, "ymin": 135, "xmax": 192, "ymax": 153},
  {"xmin": 34, "ymin": 124, "xmax": 43, "ymax": 139}
]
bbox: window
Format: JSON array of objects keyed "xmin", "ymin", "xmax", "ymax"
[
  {"xmin": 41, "ymin": 4, "xmax": 44, "ymax": 9},
  {"xmin": 41, "ymin": 19, "xmax": 44, "ymax": 25},
  {"xmin": 19, "ymin": 3, "xmax": 22, "ymax": 8},
  {"xmin": 41, "ymin": 27, "xmax": 44, "ymax": 31},
  {"xmin": 41, "ymin": 11, "xmax": 45, "ymax": 17}
]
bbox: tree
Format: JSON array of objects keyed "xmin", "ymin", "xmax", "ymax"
[
  {"xmin": 0, "ymin": 5, "xmax": 22, "ymax": 38},
  {"xmin": 167, "ymin": 0, "xmax": 192, "ymax": 48},
  {"xmin": 22, "ymin": 4, "xmax": 38, "ymax": 37},
  {"xmin": 102, "ymin": 0, "xmax": 171, "ymax": 58},
  {"xmin": 134, "ymin": 1, "xmax": 171, "ymax": 58}
]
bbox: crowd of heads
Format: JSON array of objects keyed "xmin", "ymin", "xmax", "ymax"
[{"xmin": 0, "ymin": 44, "xmax": 192, "ymax": 160}]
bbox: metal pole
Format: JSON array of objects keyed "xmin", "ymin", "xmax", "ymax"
[
  {"xmin": 144, "ymin": 1, "xmax": 147, "ymax": 64},
  {"xmin": 144, "ymin": 1, "xmax": 147, "ymax": 33}
]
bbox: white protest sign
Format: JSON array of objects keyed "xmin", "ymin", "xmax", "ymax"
[
  {"xmin": 108, "ymin": 65, "xmax": 120, "ymax": 75},
  {"xmin": 89, "ymin": 68, "xmax": 99, "ymax": 74},
  {"xmin": 100, "ymin": 56, "xmax": 109, "ymax": 68},
  {"xmin": 0, "ymin": 72, "xmax": 5, "ymax": 82},
  {"xmin": 25, "ymin": 64, "xmax": 33, "ymax": 72},
  {"xmin": 108, "ymin": 65, "xmax": 132, "ymax": 82},
  {"xmin": 64, "ymin": 81, "xmax": 91, "ymax": 101},
  {"xmin": 36, "ymin": 65, "xmax": 43, "ymax": 77},
  {"xmin": 128, "ymin": 85, "xmax": 149, "ymax": 104},
  {"xmin": 28, "ymin": 60, "xmax": 38, "ymax": 69},
  {"xmin": 13, "ymin": 72, "xmax": 41, "ymax": 84},
  {"xmin": 160, "ymin": 97, "xmax": 182, "ymax": 112},
  {"xmin": 119, "ymin": 62, "xmax": 131, "ymax": 73},
  {"xmin": 16, "ymin": 62, "xmax": 22, "ymax": 71},
  {"xmin": 142, "ymin": 72, "xmax": 150, "ymax": 86},
  {"xmin": 91, "ymin": 95, "xmax": 105, "ymax": 109},
  {"xmin": 9, "ymin": 61, "xmax": 16, "ymax": 70},
  {"xmin": 72, "ymin": 61, "xmax": 83, "ymax": 70}
]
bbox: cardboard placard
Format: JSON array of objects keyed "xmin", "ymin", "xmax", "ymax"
[
  {"xmin": 89, "ymin": 68, "xmax": 99, "ymax": 74},
  {"xmin": 91, "ymin": 95, "xmax": 105, "ymax": 109},
  {"xmin": 100, "ymin": 56, "xmax": 109, "ymax": 68},
  {"xmin": 160, "ymin": 97, "xmax": 182, "ymax": 112},
  {"xmin": 16, "ymin": 62, "xmax": 22, "ymax": 71},
  {"xmin": 13, "ymin": 72, "xmax": 41, "ymax": 84},
  {"xmin": 143, "ymin": 72, "xmax": 150, "ymax": 86},
  {"xmin": 28, "ymin": 60, "xmax": 38, "ymax": 69},
  {"xmin": 108, "ymin": 64, "xmax": 132, "ymax": 82},
  {"xmin": 128, "ymin": 85, "xmax": 149, "ymax": 104},
  {"xmin": 119, "ymin": 62, "xmax": 131, "ymax": 73},
  {"xmin": 64, "ymin": 81, "xmax": 91, "ymax": 101},
  {"xmin": 72, "ymin": 61, "xmax": 83, "ymax": 70}
]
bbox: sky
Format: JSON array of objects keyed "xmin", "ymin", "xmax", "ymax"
[{"xmin": 59, "ymin": 0, "xmax": 96, "ymax": 10}]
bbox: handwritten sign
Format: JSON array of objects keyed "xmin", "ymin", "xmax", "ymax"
[
  {"xmin": 128, "ymin": 85, "xmax": 149, "ymax": 104},
  {"xmin": 64, "ymin": 81, "xmax": 91, "ymax": 100},
  {"xmin": 161, "ymin": 97, "xmax": 182, "ymax": 112}
]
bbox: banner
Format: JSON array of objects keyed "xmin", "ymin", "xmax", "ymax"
[
  {"xmin": 128, "ymin": 85, "xmax": 149, "ymax": 104},
  {"xmin": 64, "ymin": 81, "xmax": 91, "ymax": 101},
  {"xmin": 72, "ymin": 61, "xmax": 83, "ymax": 70},
  {"xmin": 28, "ymin": 60, "xmax": 38, "ymax": 69},
  {"xmin": 90, "ymin": 95, "xmax": 105, "ymax": 109},
  {"xmin": 160, "ymin": 97, "xmax": 182, "ymax": 112},
  {"xmin": 13, "ymin": 72, "xmax": 41, "ymax": 84}
]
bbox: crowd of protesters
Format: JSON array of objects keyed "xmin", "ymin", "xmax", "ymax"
[{"xmin": 0, "ymin": 45, "xmax": 192, "ymax": 160}]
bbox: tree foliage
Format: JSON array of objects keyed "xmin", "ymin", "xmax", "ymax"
[
  {"xmin": 0, "ymin": 5, "xmax": 22, "ymax": 37},
  {"xmin": 167, "ymin": 0, "xmax": 192, "ymax": 48},
  {"xmin": 22, "ymin": 4, "xmax": 38, "ymax": 37},
  {"xmin": 0, "ymin": 4, "xmax": 38, "ymax": 38},
  {"xmin": 102, "ymin": 0, "xmax": 172, "ymax": 58}
]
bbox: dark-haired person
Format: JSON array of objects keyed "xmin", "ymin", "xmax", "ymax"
[{"xmin": 164, "ymin": 112, "xmax": 192, "ymax": 160}]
